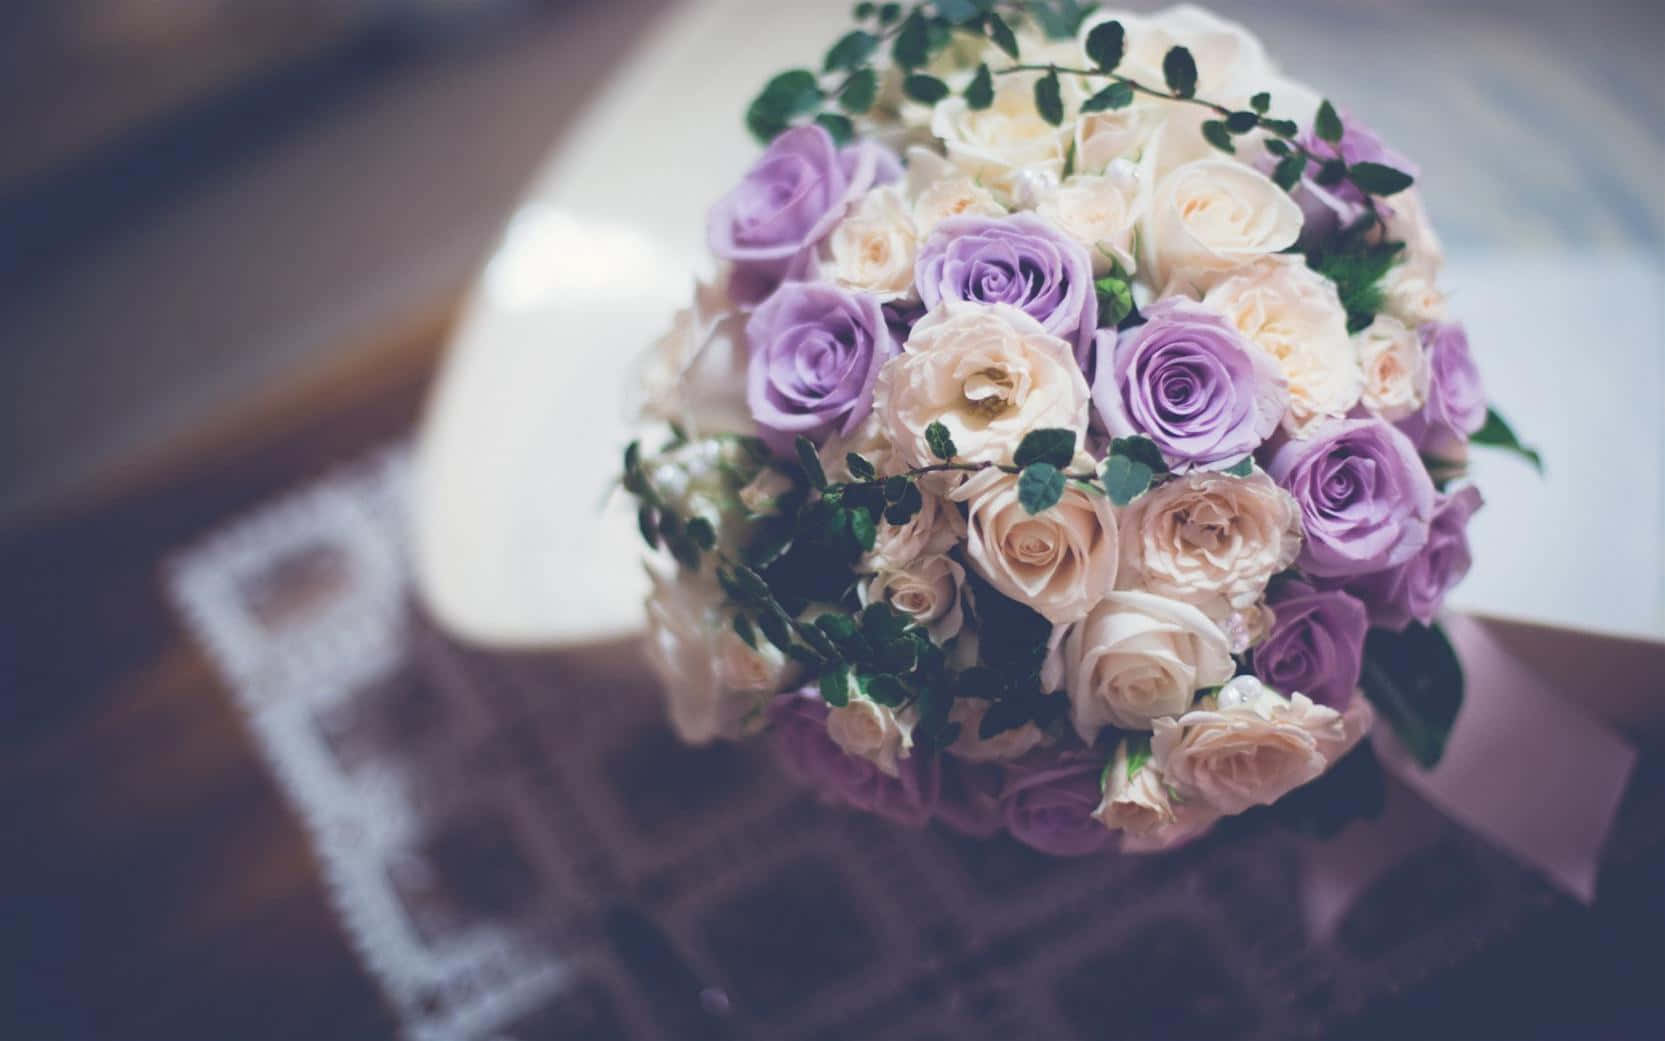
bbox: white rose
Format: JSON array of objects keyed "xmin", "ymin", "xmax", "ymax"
[
  {"xmin": 1092, "ymin": 739, "xmax": 1176, "ymax": 838},
  {"xmin": 1379, "ymin": 260, "xmax": 1449, "ymax": 327},
  {"xmin": 906, "ymin": 147, "xmax": 1005, "ymax": 235},
  {"xmin": 1065, "ymin": 591, "xmax": 1235, "ymax": 738},
  {"xmin": 820, "ymin": 411, "xmax": 893, "ymax": 483},
  {"xmin": 874, "ymin": 301, "xmax": 1090, "ymax": 472},
  {"xmin": 948, "ymin": 698, "xmax": 1046, "ymax": 762},
  {"xmin": 643, "ymin": 569, "xmax": 784, "ymax": 743},
  {"xmin": 1202, "ymin": 255, "xmax": 1361, "ymax": 436},
  {"xmin": 954, "ymin": 462, "xmax": 1118, "ymax": 624},
  {"xmin": 1118, "ymin": 469, "xmax": 1301, "ymax": 621},
  {"xmin": 866, "ymin": 488, "xmax": 965, "ymax": 572},
  {"xmin": 1140, "ymin": 159, "xmax": 1303, "ymax": 293},
  {"xmin": 931, "ymin": 70, "xmax": 1078, "ymax": 203},
  {"xmin": 1152, "ymin": 681, "xmax": 1348, "ymax": 814},
  {"xmin": 819, "ymin": 185, "xmax": 918, "ymax": 301},
  {"xmin": 1035, "ymin": 170, "xmax": 1143, "ymax": 276},
  {"xmin": 1382, "ymin": 188, "xmax": 1445, "ymax": 273},
  {"xmin": 633, "ymin": 275, "xmax": 752, "ymax": 436},
  {"xmin": 866, "ymin": 555, "xmax": 968, "ymax": 643},
  {"xmin": 826, "ymin": 695, "xmax": 914, "ymax": 777},
  {"xmin": 1073, "ymin": 104, "xmax": 1167, "ymax": 174},
  {"xmin": 1355, "ymin": 314, "xmax": 1429, "ymax": 421}
]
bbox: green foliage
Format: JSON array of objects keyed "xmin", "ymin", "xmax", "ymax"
[
  {"xmin": 1314, "ymin": 98, "xmax": 1343, "ymax": 143},
  {"xmin": 1201, "ymin": 119, "xmax": 1234, "ymax": 153},
  {"xmin": 747, "ymin": 69, "xmax": 822, "ymax": 143},
  {"xmin": 1095, "ymin": 274, "xmax": 1135, "ymax": 326},
  {"xmin": 1124, "ymin": 733, "xmax": 1152, "ymax": 779},
  {"xmin": 892, "ymin": 9, "xmax": 930, "ymax": 68},
  {"xmin": 1225, "ymin": 109, "xmax": 1258, "ymax": 133},
  {"xmin": 1360, "ymin": 623, "xmax": 1465, "ymax": 769},
  {"xmin": 1102, "ymin": 435, "xmax": 1167, "ymax": 506},
  {"xmin": 1309, "ymin": 234, "xmax": 1404, "ymax": 333},
  {"xmin": 1249, "ymin": 91, "xmax": 1270, "ymax": 114},
  {"xmin": 839, "ymin": 67, "xmax": 878, "ymax": 113},
  {"xmin": 1081, "ymin": 80, "xmax": 1134, "ymax": 113},
  {"xmin": 1471, "ymin": 407, "xmax": 1544, "ymax": 472},
  {"xmin": 1013, "ymin": 427, "xmax": 1076, "ymax": 469},
  {"xmin": 824, "ymin": 29, "xmax": 877, "ymax": 72},
  {"xmin": 1272, "ymin": 153, "xmax": 1307, "ymax": 191},
  {"xmin": 732, "ymin": 612, "xmax": 757, "ymax": 649},
  {"xmin": 986, "ymin": 11, "xmax": 1019, "ymax": 59},
  {"xmin": 1084, "ymin": 19, "xmax": 1125, "ymax": 72},
  {"xmin": 964, "ymin": 62, "xmax": 994, "ymax": 110},
  {"xmin": 904, "ymin": 73, "xmax": 951, "ymax": 104},
  {"xmin": 1224, "ymin": 456, "xmax": 1254, "ymax": 478},
  {"xmin": 846, "ymin": 452, "xmax": 877, "ymax": 480},
  {"xmin": 1162, "ymin": 45, "xmax": 1197, "ymax": 98},
  {"xmin": 1033, "ymin": 68, "xmax": 1064, "ymax": 126},
  {"xmin": 795, "ymin": 436, "xmax": 828, "ymax": 490},
  {"xmin": 925, "ymin": 420, "xmax": 957, "ymax": 460},
  {"xmin": 1017, "ymin": 462, "xmax": 1065, "ymax": 514},
  {"xmin": 820, "ymin": 663, "xmax": 851, "ymax": 707},
  {"xmin": 1347, "ymin": 160, "xmax": 1416, "ymax": 196},
  {"xmin": 814, "ymin": 112, "xmax": 854, "ymax": 144}
]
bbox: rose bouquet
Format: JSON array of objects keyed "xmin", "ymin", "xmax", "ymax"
[{"xmin": 621, "ymin": 2, "xmax": 1540, "ymax": 854}]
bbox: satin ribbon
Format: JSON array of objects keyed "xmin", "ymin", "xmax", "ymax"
[{"xmin": 1303, "ymin": 613, "xmax": 1645, "ymax": 941}]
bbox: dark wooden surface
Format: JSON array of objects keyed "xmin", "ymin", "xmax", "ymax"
[{"xmin": 0, "ymin": 303, "xmax": 456, "ymax": 1040}]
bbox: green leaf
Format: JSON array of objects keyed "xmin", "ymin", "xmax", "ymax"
[
  {"xmin": 964, "ymin": 62, "xmax": 994, "ymax": 110},
  {"xmin": 820, "ymin": 663, "xmax": 851, "ymax": 707},
  {"xmin": 727, "ymin": 562, "xmax": 773, "ymax": 605},
  {"xmin": 795, "ymin": 436, "xmax": 827, "ymax": 490},
  {"xmin": 684, "ymin": 516, "xmax": 717, "ymax": 551},
  {"xmin": 1084, "ymin": 19, "xmax": 1125, "ymax": 72},
  {"xmin": 1101, "ymin": 453, "xmax": 1154, "ymax": 506},
  {"xmin": 1225, "ymin": 109, "xmax": 1258, "ymax": 133},
  {"xmin": 1310, "ymin": 236, "xmax": 1403, "ymax": 333},
  {"xmin": 732, "ymin": 612, "xmax": 757, "ymax": 649},
  {"xmin": 1224, "ymin": 456, "xmax": 1254, "ymax": 478},
  {"xmin": 1125, "ymin": 733, "xmax": 1152, "ymax": 779},
  {"xmin": 839, "ymin": 66, "xmax": 878, "ymax": 113},
  {"xmin": 849, "ymin": 507, "xmax": 878, "ymax": 551},
  {"xmin": 1033, "ymin": 68, "xmax": 1064, "ymax": 126},
  {"xmin": 866, "ymin": 673, "xmax": 908, "ymax": 706},
  {"xmin": 853, "ymin": 2, "xmax": 875, "ymax": 19},
  {"xmin": 846, "ymin": 452, "xmax": 877, "ymax": 480},
  {"xmin": 1347, "ymin": 160, "xmax": 1416, "ymax": 196},
  {"xmin": 1081, "ymin": 80, "xmax": 1134, "ymax": 113},
  {"xmin": 883, "ymin": 481, "xmax": 924, "ymax": 525},
  {"xmin": 1360, "ymin": 622, "xmax": 1465, "ymax": 769},
  {"xmin": 1094, "ymin": 275, "xmax": 1134, "ymax": 326},
  {"xmin": 879, "ymin": 2, "xmax": 902, "ymax": 24},
  {"xmin": 1162, "ymin": 45, "xmax": 1197, "ymax": 98},
  {"xmin": 1260, "ymin": 117, "xmax": 1298, "ymax": 137},
  {"xmin": 756, "ymin": 609, "xmax": 796, "ymax": 655},
  {"xmin": 1017, "ymin": 462, "xmax": 1066, "ymax": 514},
  {"xmin": 1250, "ymin": 91, "xmax": 1271, "ymax": 114},
  {"xmin": 892, "ymin": 10, "xmax": 930, "ymax": 68},
  {"xmin": 934, "ymin": 0, "xmax": 980, "ymax": 24},
  {"xmin": 1201, "ymin": 119, "xmax": 1234, "ymax": 153},
  {"xmin": 1471, "ymin": 407, "xmax": 1544, "ymax": 473},
  {"xmin": 1271, "ymin": 153, "xmax": 1307, "ymax": 191},
  {"xmin": 814, "ymin": 112, "xmax": 854, "ymax": 144},
  {"xmin": 882, "ymin": 475, "xmax": 910, "ymax": 501},
  {"xmin": 1013, "ymin": 428, "xmax": 1076, "ymax": 469},
  {"xmin": 1109, "ymin": 434, "xmax": 1168, "ymax": 474},
  {"xmin": 986, "ymin": 11, "xmax": 1019, "ymax": 59},
  {"xmin": 636, "ymin": 505, "xmax": 659, "ymax": 548},
  {"xmin": 824, "ymin": 29, "xmax": 877, "ymax": 72},
  {"xmin": 746, "ymin": 69, "xmax": 823, "ymax": 143},
  {"xmin": 904, "ymin": 73, "xmax": 950, "ymax": 104},
  {"xmin": 978, "ymin": 696, "xmax": 1034, "ymax": 739},
  {"xmin": 1315, "ymin": 158, "xmax": 1348, "ymax": 186},
  {"xmin": 1314, "ymin": 99, "xmax": 1343, "ymax": 143},
  {"xmin": 1264, "ymin": 137, "xmax": 1290, "ymax": 157},
  {"xmin": 925, "ymin": 420, "xmax": 957, "ymax": 460}
]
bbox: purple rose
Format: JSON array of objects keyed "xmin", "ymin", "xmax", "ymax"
[
  {"xmin": 1349, "ymin": 484, "xmax": 1483, "ymax": 630},
  {"xmin": 1092, "ymin": 298, "xmax": 1286, "ymax": 471},
  {"xmin": 1293, "ymin": 113, "xmax": 1418, "ymax": 243},
  {"xmin": 1397, "ymin": 322, "xmax": 1485, "ymax": 459},
  {"xmin": 708, "ymin": 125, "xmax": 886, "ymax": 306},
  {"xmin": 915, "ymin": 214, "xmax": 1097, "ymax": 370},
  {"xmin": 1001, "ymin": 754, "xmax": 1112, "ymax": 856},
  {"xmin": 1268, "ymin": 418, "xmax": 1435, "ymax": 579},
  {"xmin": 746, "ymin": 282, "xmax": 898, "ymax": 453},
  {"xmin": 935, "ymin": 757, "xmax": 1007, "ymax": 838},
  {"xmin": 1252, "ymin": 579, "xmax": 1369, "ymax": 709},
  {"xmin": 767, "ymin": 692, "xmax": 939, "ymax": 827}
]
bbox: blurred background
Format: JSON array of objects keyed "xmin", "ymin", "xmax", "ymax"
[{"xmin": 0, "ymin": 1, "xmax": 1661, "ymax": 1038}]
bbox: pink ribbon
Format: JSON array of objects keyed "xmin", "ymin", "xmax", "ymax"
[{"xmin": 1304, "ymin": 613, "xmax": 1647, "ymax": 940}]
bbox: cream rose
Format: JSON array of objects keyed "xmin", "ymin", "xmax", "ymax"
[
  {"xmin": 1382, "ymin": 188, "xmax": 1445, "ymax": 273},
  {"xmin": 1092, "ymin": 739, "xmax": 1176, "ymax": 838},
  {"xmin": 643, "ymin": 570, "xmax": 786, "ymax": 743},
  {"xmin": 931, "ymin": 70, "xmax": 1078, "ymax": 203},
  {"xmin": 1355, "ymin": 314, "xmax": 1429, "ymax": 421},
  {"xmin": 906, "ymin": 148, "xmax": 1004, "ymax": 235},
  {"xmin": 1073, "ymin": 104, "xmax": 1166, "ymax": 174},
  {"xmin": 1035, "ymin": 170, "xmax": 1142, "ymax": 276},
  {"xmin": 1118, "ymin": 469, "xmax": 1301, "ymax": 621},
  {"xmin": 866, "ymin": 555, "xmax": 968, "ymax": 642},
  {"xmin": 954, "ymin": 463, "xmax": 1118, "ymax": 624},
  {"xmin": 1117, "ymin": 794, "xmax": 1222, "ymax": 853},
  {"xmin": 819, "ymin": 411, "xmax": 893, "ymax": 483},
  {"xmin": 948, "ymin": 698, "xmax": 1046, "ymax": 763},
  {"xmin": 826, "ymin": 695, "xmax": 914, "ymax": 776},
  {"xmin": 1064, "ymin": 590, "xmax": 1234, "ymax": 738},
  {"xmin": 634, "ymin": 275, "xmax": 751, "ymax": 436},
  {"xmin": 1151, "ymin": 678, "xmax": 1348, "ymax": 814},
  {"xmin": 819, "ymin": 185, "xmax": 918, "ymax": 301},
  {"xmin": 874, "ymin": 300, "xmax": 1090, "ymax": 471},
  {"xmin": 866, "ymin": 488, "xmax": 965, "ymax": 572},
  {"xmin": 1380, "ymin": 260, "xmax": 1449, "ymax": 327},
  {"xmin": 1140, "ymin": 158, "xmax": 1303, "ymax": 293},
  {"xmin": 1202, "ymin": 255, "xmax": 1361, "ymax": 436}
]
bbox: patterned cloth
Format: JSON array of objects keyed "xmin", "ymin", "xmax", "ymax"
[{"xmin": 167, "ymin": 444, "xmax": 1660, "ymax": 1041}]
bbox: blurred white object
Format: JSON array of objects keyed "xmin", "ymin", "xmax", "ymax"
[{"xmin": 413, "ymin": 0, "xmax": 1665, "ymax": 647}]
